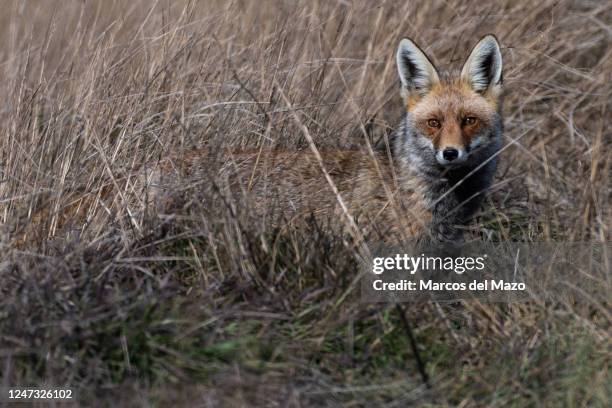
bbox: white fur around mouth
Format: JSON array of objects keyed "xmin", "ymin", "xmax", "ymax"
[{"xmin": 436, "ymin": 150, "xmax": 467, "ymax": 166}]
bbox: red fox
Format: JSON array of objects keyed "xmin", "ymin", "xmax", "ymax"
[
  {"xmin": 389, "ymin": 34, "xmax": 504, "ymax": 241},
  {"xmin": 185, "ymin": 34, "xmax": 505, "ymax": 243},
  {"xmin": 14, "ymin": 35, "xmax": 503, "ymax": 246}
]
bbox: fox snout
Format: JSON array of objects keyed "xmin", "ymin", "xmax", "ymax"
[{"xmin": 436, "ymin": 146, "xmax": 467, "ymax": 166}]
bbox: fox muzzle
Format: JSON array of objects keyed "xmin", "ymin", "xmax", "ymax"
[{"xmin": 436, "ymin": 147, "xmax": 467, "ymax": 166}]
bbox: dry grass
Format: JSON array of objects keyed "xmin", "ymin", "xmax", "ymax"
[{"xmin": 0, "ymin": 0, "xmax": 609, "ymax": 406}]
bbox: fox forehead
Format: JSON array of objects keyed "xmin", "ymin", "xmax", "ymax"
[{"xmin": 408, "ymin": 80, "xmax": 498, "ymax": 123}]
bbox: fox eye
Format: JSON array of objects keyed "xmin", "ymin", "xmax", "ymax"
[
  {"xmin": 427, "ymin": 119, "xmax": 441, "ymax": 128},
  {"xmin": 463, "ymin": 116, "xmax": 477, "ymax": 126}
]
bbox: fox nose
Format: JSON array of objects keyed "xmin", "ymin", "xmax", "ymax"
[{"xmin": 442, "ymin": 148, "xmax": 459, "ymax": 161}]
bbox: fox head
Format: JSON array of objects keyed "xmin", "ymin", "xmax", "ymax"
[{"xmin": 396, "ymin": 35, "xmax": 503, "ymax": 170}]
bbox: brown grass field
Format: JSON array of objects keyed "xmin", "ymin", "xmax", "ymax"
[{"xmin": 0, "ymin": 0, "xmax": 610, "ymax": 406}]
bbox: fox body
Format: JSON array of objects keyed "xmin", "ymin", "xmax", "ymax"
[
  {"xmin": 204, "ymin": 35, "xmax": 504, "ymax": 242},
  {"xmin": 14, "ymin": 35, "xmax": 503, "ymax": 246}
]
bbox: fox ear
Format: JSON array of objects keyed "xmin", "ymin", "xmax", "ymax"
[
  {"xmin": 461, "ymin": 35, "xmax": 503, "ymax": 94},
  {"xmin": 396, "ymin": 38, "xmax": 440, "ymax": 100}
]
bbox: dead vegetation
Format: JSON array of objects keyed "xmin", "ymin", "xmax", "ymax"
[{"xmin": 0, "ymin": 0, "xmax": 609, "ymax": 406}]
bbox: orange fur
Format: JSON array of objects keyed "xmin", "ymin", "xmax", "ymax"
[
  {"xmin": 155, "ymin": 149, "xmax": 433, "ymax": 241},
  {"xmin": 409, "ymin": 79, "xmax": 498, "ymax": 150}
]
